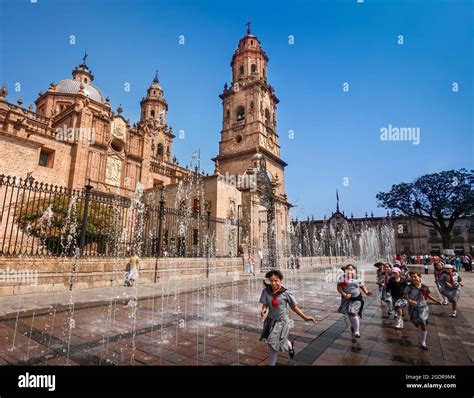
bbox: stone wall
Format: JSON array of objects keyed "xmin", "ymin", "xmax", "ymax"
[
  {"xmin": 0, "ymin": 131, "xmax": 73, "ymax": 187},
  {"xmin": 0, "ymin": 255, "xmax": 348, "ymax": 297},
  {"xmin": 0, "ymin": 256, "xmax": 244, "ymax": 297}
]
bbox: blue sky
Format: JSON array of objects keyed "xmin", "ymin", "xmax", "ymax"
[{"xmin": 1, "ymin": 0, "xmax": 472, "ymax": 219}]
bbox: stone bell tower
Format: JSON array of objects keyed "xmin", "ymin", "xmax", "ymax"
[
  {"xmin": 213, "ymin": 22, "xmax": 287, "ymax": 197},
  {"xmin": 140, "ymin": 71, "xmax": 168, "ymax": 127},
  {"xmin": 214, "ymin": 23, "xmax": 292, "ymax": 267},
  {"xmin": 139, "ymin": 72, "xmax": 174, "ymax": 163}
]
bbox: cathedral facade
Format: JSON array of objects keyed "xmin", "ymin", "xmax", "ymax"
[
  {"xmin": 0, "ymin": 56, "xmax": 189, "ymax": 196},
  {"xmin": 0, "ymin": 26, "xmax": 292, "ymax": 264}
]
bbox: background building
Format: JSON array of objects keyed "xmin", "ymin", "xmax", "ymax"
[{"xmin": 293, "ymin": 197, "xmax": 474, "ymax": 257}]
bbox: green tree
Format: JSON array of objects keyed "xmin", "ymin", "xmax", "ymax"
[
  {"xmin": 376, "ymin": 169, "xmax": 474, "ymax": 249},
  {"xmin": 16, "ymin": 197, "xmax": 119, "ymax": 255}
]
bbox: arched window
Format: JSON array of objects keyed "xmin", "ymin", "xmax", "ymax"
[
  {"xmin": 239, "ymin": 65, "xmax": 244, "ymax": 75},
  {"xmin": 251, "ymin": 64, "xmax": 257, "ymax": 73},
  {"xmin": 236, "ymin": 106, "xmax": 245, "ymax": 121},
  {"xmin": 157, "ymin": 143, "xmax": 163, "ymax": 158},
  {"xmin": 150, "ymin": 109, "xmax": 155, "ymax": 118},
  {"xmin": 265, "ymin": 109, "xmax": 270, "ymax": 124}
]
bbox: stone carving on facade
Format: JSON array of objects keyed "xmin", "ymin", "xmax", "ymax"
[
  {"xmin": 112, "ymin": 118, "xmax": 126, "ymax": 140},
  {"xmin": 0, "ymin": 86, "xmax": 8, "ymax": 102},
  {"xmin": 214, "ymin": 159, "xmax": 220, "ymax": 175},
  {"xmin": 105, "ymin": 155, "xmax": 122, "ymax": 186}
]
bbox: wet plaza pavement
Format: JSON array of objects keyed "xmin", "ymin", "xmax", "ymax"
[{"xmin": 0, "ymin": 265, "xmax": 472, "ymax": 366}]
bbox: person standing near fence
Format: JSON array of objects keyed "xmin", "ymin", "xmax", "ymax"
[
  {"xmin": 124, "ymin": 255, "xmax": 140, "ymax": 287},
  {"xmin": 258, "ymin": 248, "xmax": 264, "ymax": 270},
  {"xmin": 246, "ymin": 254, "xmax": 255, "ymax": 276}
]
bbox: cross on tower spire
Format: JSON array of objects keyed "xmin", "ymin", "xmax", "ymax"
[
  {"xmin": 82, "ymin": 51, "xmax": 88, "ymax": 65},
  {"xmin": 246, "ymin": 20, "xmax": 251, "ymax": 35}
]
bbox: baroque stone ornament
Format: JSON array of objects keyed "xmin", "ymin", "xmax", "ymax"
[{"xmin": 105, "ymin": 155, "xmax": 121, "ymax": 186}]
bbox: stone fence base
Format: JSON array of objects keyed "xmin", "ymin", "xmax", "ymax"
[{"xmin": 0, "ymin": 256, "xmax": 348, "ymax": 297}]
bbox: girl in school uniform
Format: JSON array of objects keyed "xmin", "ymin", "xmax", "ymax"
[
  {"xmin": 337, "ymin": 264, "xmax": 373, "ymax": 338},
  {"xmin": 374, "ymin": 262, "xmax": 385, "ymax": 293},
  {"xmin": 436, "ymin": 264, "xmax": 463, "ymax": 318},
  {"xmin": 381, "ymin": 263, "xmax": 394, "ymax": 316},
  {"xmin": 259, "ymin": 270, "xmax": 315, "ymax": 366},
  {"xmin": 434, "ymin": 261, "xmax": 449, "ymax": 306},
  {"xmin": 386, "ymin": 267, "xmax": 408, "ymax": 329},
  {"xmin": 404, "ymin": 272, "xmax": 442, "ymax": 350}
]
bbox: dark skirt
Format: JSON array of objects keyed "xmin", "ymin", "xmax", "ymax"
[
  {"xmin": 435, "ymin": 280, "xmax": 461, "ymax": 303},
  {"xmin": 338, "ymin": 294, "xmax": 365, "ymax": 318},
  {"xmin": 408, "ymin": 303, "xmax": 429, "ymax": 327},
  {"xmin": 393, "ymin": 297, "xmax": 408, "ymax": 309},
  {"xmin": 260, "ymin": 316, "xmax": 292, "ymax": 352},
  {"xmin": 381, "ymin": 286, "xmax": 392, "ymax": 302}
]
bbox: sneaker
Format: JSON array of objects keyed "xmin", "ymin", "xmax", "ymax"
[
  {"xmin": 288, "ymin": 341, "xmax": 295, "ymax": 359},
  {"xmin": 421, "ymin": 343, "xmax": 428, "ymax": 351},
  {"xmin": 443, "ymin": 299, "xmax": 449, "ymax": 306},
  {"xmin": 354, "ymin": 332, "xmax": 361, "ymax": 338},
  {"xmin": 451, "ymin": 311, "xmax": 457, "ymax": 318},
  {"xmin": 388, "ymin": 310, "xmax": 394, "ymax": 316}
]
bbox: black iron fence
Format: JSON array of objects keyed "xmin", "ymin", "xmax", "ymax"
[{"xmin": 0, "ymin": 175, "xmax": 239, "ymax": 258}]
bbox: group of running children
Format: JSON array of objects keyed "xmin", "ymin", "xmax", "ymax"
[
  {"xmin": 374, "ymin": 258, "xmax": 463, "ymax": 350},
  {"xmin": 259, "ymin": 257, "xmax": 464, "ymax": 364}
]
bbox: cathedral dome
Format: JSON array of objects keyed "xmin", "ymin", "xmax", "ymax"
[{"xmin": 55, "ymin": 79, "xmax": 104, "ymax": 103}]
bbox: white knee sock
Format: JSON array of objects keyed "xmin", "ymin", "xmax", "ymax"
[
  {"xmin": 349, "ymin": 315, "xmax": 360, "ymax": 333},
  {"xmin": 268, "ymin": 347, "xmax": 278, "ymax": 366},
  {"xmin": 420, "ymin": 331, "xmax": 428, "ymax": 345}
]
